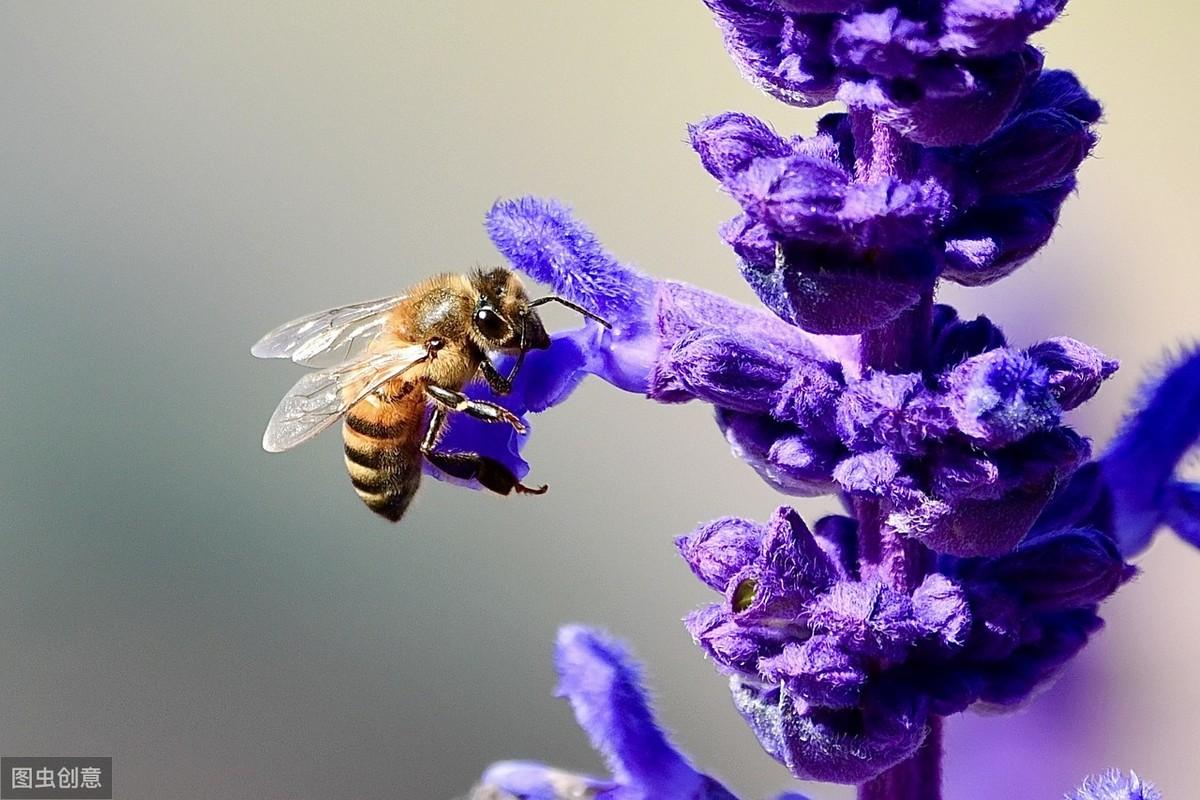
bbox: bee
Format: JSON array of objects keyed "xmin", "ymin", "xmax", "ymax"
[{"xmin": 253, "ymin": 268, "xmax": 608, "ymax": 522}]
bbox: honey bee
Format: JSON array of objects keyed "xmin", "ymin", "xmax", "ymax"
[{"xmin": 253, "ymin": 268, "xmax": 608, "ymax": 522}]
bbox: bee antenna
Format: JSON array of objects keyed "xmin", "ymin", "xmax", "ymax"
[{"xmin": 528, "ymin": 295, "xmax": 612, "ymax": 329}]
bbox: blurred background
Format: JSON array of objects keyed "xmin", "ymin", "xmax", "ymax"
[{"xmin": 1, "ymin": 3, "xmax": 1196, "ymax": 798}]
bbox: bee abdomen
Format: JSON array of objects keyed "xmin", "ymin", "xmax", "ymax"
[{"xmin": 343, "ymin": 400, "xmax": 424, "ymax": 523}]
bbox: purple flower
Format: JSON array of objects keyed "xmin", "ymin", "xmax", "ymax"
[
  {"xmin": 445, "ymin": 193, "xmax": 1191, "ymax": 787},
  {"xmin": 658, "ymin": 306, "xmax": 1107, "ymax": 555},
  {"xmin": 676, "ymin": 505, "xmax": 1133, "ymax": 780},
  {"xmin": 1068, "ymin": 771, "xmax": 1163, "ymax": 800},
  {"xmin": 690, "ymin": 70, "xmax": 1098, "ymax": 331},
  {"xmin": 702, "ymin": 0, "xmax": 1064, "ymax": 146},
  {"xmin": 471, "ymin": 626, "xmax": 802, "ymax": 800},
  {"xmin": 430, "ymin": 197, "xmax": 661, "ymax": 487},
  {"xmin": 451, "ymin": 196, "xmax": 860, "ymax": 495},
  {"xmin": 468, "ymin": 198, "xmax": 1146, "ymax": 560},
  {"xmin": 443, "ymin": 0, "xmax": 1195, "ymax": 790}
]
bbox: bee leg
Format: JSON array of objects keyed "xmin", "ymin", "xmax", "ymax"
[
  {"xmin": 420, "ymin": 407, "xmax": 547, "ymax": 496},
  {"xmin": 479, "ymin": 354, "xmax": 519, "ymax": 396},
  {"xmin": 424, "ymin": 385, "xmax": 527, "ymax": 434}
]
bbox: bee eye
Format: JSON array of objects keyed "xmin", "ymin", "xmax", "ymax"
[{"xmin": 475, "ymin": 307, "xmax": 508, "ymax": 340}]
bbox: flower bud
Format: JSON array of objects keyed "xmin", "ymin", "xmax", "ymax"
[
  {"xmin": 689, "ymin": 112, "xmax": 790, "ymax": 182},
  {"xmin": 986, "ymin": 528, "xmax": 1134, "ymax": 611},
  {"xmin": 972, "ymin": 109, "xmax": 1095, "ymax": 195},
  {"xmin": 1027, "ymin": 337, "xmax": 1118, "ymax": 411},
  {"xmin": 759, "ymin": 637, "xmax": 868, "ymax": 708},
  {"xmin": 942, "ymin": 348, "xmax": 1058, "ymax": 446},
  {"xmin": 676, "ymin": 517, "xmax": 766, "ymax": 592}
]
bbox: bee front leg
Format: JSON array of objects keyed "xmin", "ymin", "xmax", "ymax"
[
  {"xmin": 420, "ymin": 406, "xmax": 547, "ymax": 496},
  {"xmin": 424, "ymin": 385, "xmax": 526, "ymax": 433},
  {"xmin": 479, "ymin": 352, "xmax": 524, "ymax": 396}
]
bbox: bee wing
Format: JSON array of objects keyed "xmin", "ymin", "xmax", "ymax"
[
  {"xmin": 261, "ymin": 344, "xmax": 428, "ymax": 453},
  {"xmin": 251, "ymin": 294, "xmax": 406, "ymax": 366}
]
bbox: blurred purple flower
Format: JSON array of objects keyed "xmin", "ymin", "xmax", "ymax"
[
  {"xmin": 1069, "ymin": 771, "xmax": 1162, "ymax": 800},
  {"xmin": 471, "ymin": 626, "xmax": 803, "ymax": 800}
]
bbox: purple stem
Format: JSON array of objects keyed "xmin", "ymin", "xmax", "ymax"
[
  {"xmin": 851, "ymin": 110, "xmax": 943, "ymax": 800},
  {"xmin": 859, "ymin": 717, "xmax": 943, "ymax": 800}
]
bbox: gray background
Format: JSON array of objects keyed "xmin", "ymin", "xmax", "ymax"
[{"xmin": 1, "ymin": 3, "xmax": 1197, "ymax": 799}]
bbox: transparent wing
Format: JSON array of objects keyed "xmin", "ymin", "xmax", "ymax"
[
  {"xmin": 261, "ymin": 344, "xmax": 428, "ymax": 453},
  {"xmin": 251, "ymin": 294, "xmax": 406, "ymax": 367}
]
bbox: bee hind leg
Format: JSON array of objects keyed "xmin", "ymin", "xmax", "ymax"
[{"xmin": 420, "ymin": 406, "xmax": 547, "ymax": 496}]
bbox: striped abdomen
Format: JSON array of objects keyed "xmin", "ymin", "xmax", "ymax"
[{"xmin": 342, "ymin": 388, "xmax": 426, "ymax": 522}]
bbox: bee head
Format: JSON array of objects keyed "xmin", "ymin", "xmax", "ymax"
[{"xmin": 469, "ymin": 268, "xmax": 551, "ymax": 352}]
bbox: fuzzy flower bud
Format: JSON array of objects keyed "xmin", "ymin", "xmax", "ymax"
[
  {"xmin": 703, "ymin": 0, "xmax": 1057, "ymax": 145},
  {"xmin": 1068, "ymin": 770, "xmax": 1163, "ymax": 800}
]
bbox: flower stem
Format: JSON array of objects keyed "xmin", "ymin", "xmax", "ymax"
[
  {"xmin": 851, "ymin": 109, "xmax": 914, "ymax": 183},
  {"xmin": 858, "ymin": 717, "xmax": 943, "ymax": 800},
  {"xmin": 852, "ymin": 110, "xmax": 943, "ymax": 800}
]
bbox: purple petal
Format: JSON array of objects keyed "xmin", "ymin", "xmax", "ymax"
[
  {"xmin": 911, "ymin": 573, "xmax": 972, "ymax": 649},
  {"xmin": 970, "ymin": 108, "xmax": 1095, "ymax": 195},
  {"xmin": 812, "ymin": 515, "xmax": 858, "ymax": 579},
  {"xmin": 940, "ymin": 348, "xmax": 1059, "ymax": 447},
  {"xmin": 771, "ymin": 242, "xmax": 935, "ymax": 334},
  {"xmin": 897, "ymin": 480, "xmax": 1057, "ymax": 557},
  {"xmin": 1026, "ymin": 337, "xmax": 1118, "ymax": 411},
  {"xmin": 554, "ymin": 626, "xmax": 733, "ymax": 796},
  {"xmin": 654, "ymin": 279, "xmax": 838, "ymax": 366},
  {"xmin": 806, "ymin": 579, "xmax": 922, "ymax": 662},
  {"xmin": 942, "ymin": 188, "xmax": 1066, "ymax": 286},
  {"xmin": 727, "ymin": 155, "xmax": 850, "ymax": 242},
  {"xmin": 425, "ymin": 399, "xmax": 529, "ymax": 490},
  {"xmin": 772, "ymin": 358, "xmax": 845, "ymax": 429},
  {"xmin": 425, "ymin": 329, "xmax": 591, "ymax": 489},
  {"xmin": 486, "ymin": 197, "xmax": 653, "ymax": 324},
  {"xmin": 832, "ymin": 449, "xmax": 904, "ymax": 496},
  {"xmin": 832, "ymin": 9, "xmax": 935, "ymax": 79},
  {"xmin": 690, "ymin": 112, "xmax": 791, "ymax": 182},
  {"xmin": 736, "ymin": 507, "xmax": 840, "ymax": 620},
  {"xmin": 653, "ymin": 330, "xmax": 792, "ymax": 411},
  {"xmin": 1101, "ymin": 344, "xmax": 1200, "ymax": 554},
  {"xmin": 983, "ymin": 528, "xmax": 1134, "ymax": 611},
  {"xmin": 839, "ymin": 177, "xmax": 952, "ymax": 249},
  {"xmin": 840, "ymin": 47, "xmax": 1040, "ymax": 146},
  {"xmin": 835, "ymin": 371, "xmax": 924, "ymax": 452},
  {"xmin": 730, "ymin": 679, "xmax": 927, "ymax": 783},
  {"xmin": 977, "ymin": 608, "xmax": 1101, "ymax": 705},
  {"xmin": 717, "ymin": 410, "xmax": 842, "ymax": 496},
  {"xmin": 1163, "ymin": 481, "xmax": 1200, "ymax": 549},
  {"xmin": 940, "ymin": 0, "xmax": 1066, "ymax": 58},
  {"xmin": 676, "ymin": 517, "xmax": 767, "ymax": 593},
  {"xmin": 758, "ymin": 637, "xmax": 867, "ymax": 708},
  {"xmin": 1019, "ymin": 70, "xmax": 1102, "ymax": 123},
  {"xmin": 929, "ymin": 306, "xmax": 1008, "ymax": 372},
  {"xmin": 685, "ymin": 605, "xmax": 785, "ymax": 679},
  {"xmin": 704, "ymin": 1, "xmax": 838, "ymax": 106},
  {"xmin": 928, "ymin": 447, "xmax": 1002, "ymax": 501},
  {"xmin": 485, "ymin": 197, "xmax": 659, "ymax": 393}
]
